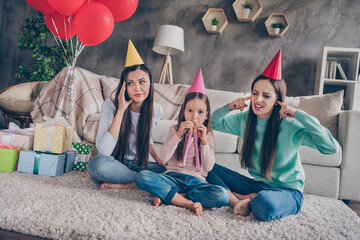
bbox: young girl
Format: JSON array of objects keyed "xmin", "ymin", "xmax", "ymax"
[
  {"xmin": 206, "ymin": 50, "xmax": 339, "ymax": 221},
  {"xmin": 135, "ymin": 70, "xmax": 229, "ymax": 216},
  {"xmin": 88, "ymin": 40, "xmax": 166, "ymax": 190}
]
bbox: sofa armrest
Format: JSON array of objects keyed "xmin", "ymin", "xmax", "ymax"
[{"xmin": 338, "ymin": 110, "xmax": 360, "ymax": 201}]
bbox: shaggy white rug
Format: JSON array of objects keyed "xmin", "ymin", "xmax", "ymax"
[{"xmin": 0, "ymin": 171, "xmax": 359, "ymax": 240}]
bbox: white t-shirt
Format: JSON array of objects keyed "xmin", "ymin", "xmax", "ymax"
[{"xmin": 96, "ymin": 99, "xmax": 163, "ymax": 160}]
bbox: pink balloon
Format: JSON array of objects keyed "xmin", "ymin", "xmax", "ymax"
[
  {"xmin": 47, "ymin": 0, "xmax": 86, "ymax": 16},
  {"xmin": 96, "ymin": 0, "xmax": 138, "ymax": 22},
  {"xmin": 25, "ymin": 0, "xmax": 55, "ymax": 14},
  {"xmin": 44, "ymin": 12, "xmax": 76, "ymax": 40},
  {"xmin": 74, "ymin": 2, "xmax": 114, "ymax": 46}
]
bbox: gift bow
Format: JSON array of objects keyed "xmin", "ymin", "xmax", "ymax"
[
  {"xmin": 1, "ymin": 122, "xmax": 35, "ymax": 146},
  {"xmin": 41, "ymin": 116, "xmax": 72, "ymax": 152},
  {"xmin": 180, "ymin": 127, "xmax": 201, "ymax": 172}
]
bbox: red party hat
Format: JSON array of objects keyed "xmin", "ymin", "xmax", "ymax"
[
  {"xmin": 262, "ymin": 50, "xmax": 282, "ymax": 80},
  {"xmin": 189, "ymin": 69, "xmax": 206, "ymax": 94}
]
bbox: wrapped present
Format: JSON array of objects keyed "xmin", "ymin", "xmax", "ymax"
[
  {"xmin": 0, "ymin": 141, "xmax": 22, "ymax": 173},
  {"xmin": 33, "ymin": 116, "xmax": 73, "ymax": 154},
  {"xmin": 71, "ymin": 142, "xmax": 92, "ymax": 171},
  {"xmin": 17, "ymin": 150, "xmax": 76, "ymax": 177},
  {"xmin": 72, "ymin": 142, "xmax": 92, "ymax": 155},
  {"xmin": 0, "ymin": 122, "xmax": 35, "ymax": 150}
]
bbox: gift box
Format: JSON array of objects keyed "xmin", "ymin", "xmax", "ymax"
[
  {"xmin": 0, "ymin": 145, "xmax": 22, "ymax": 173},
  {"xmin": 72, "ymin": 142, "xmax": 92, "ymax": 155},
  {"xmin": 33, "ymin": 117, "xmax": 73, "ymax": 154},
  {"xmin": 71, "ymin": 142, "xmax": 92, "ymax": 171},
  {"xmin": 0, "ymin": 122, "xmax": 35, "ymax": 150},
  {"xmin": 17, "ymin": 150, "xmax": 76, "ymax": 177}
]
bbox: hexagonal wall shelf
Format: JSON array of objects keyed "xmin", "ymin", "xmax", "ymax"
[
  {"xmin": 233, "ymin": 0, "xmax": 262, "ymax": 22},
  {"xmin": 202, "ymin": 8, "xmax": 229, "ymax": 34},
  {"xmin": 265, "ymin": 13, "xmax": 289, "ymax": 37}
]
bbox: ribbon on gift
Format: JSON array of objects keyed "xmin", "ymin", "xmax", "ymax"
[
  {"xmin": 180, "ymin": 127, "xmax": 201, "ymax": 172},
  {"xmin": 33, "ymin": 152, "xmax": 41, "ymax": 174},
  {"xmin": 41, "ymin": 116, "xmax": 73, "ymax": 152},
  {"xmin": 74, "ymin": 154, "xmax": 90, "ymax": 164},
  {"xmin": 0, "ymin": 140, "xmax": 21, "ymax": 171},
  {"xmin": 1, "ymin": 122, "xmax": 35, "ymax": 146}
]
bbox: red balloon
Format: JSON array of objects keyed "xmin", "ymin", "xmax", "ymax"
[
  {"xmin": 25, "ymin": 0, "xmax": 55, "ymax": 14},
  {"xmin": 96, "ymin": 0, "xmax": 138, "ymax": 22},
  {"xmin": 44, "ymin": 12, "xmax": 76, "ymax": 40},
  {"xmin": 47, "ymin": 0, "xmax": 86, "ymax": 16},
  {"xmin": 74, "ymin": 2, "xmax": 114, "ymax": 46}
]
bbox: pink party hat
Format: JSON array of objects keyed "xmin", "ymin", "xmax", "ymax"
[
  {"xmin": 189, "ymin": 69, "xmax": 206, "ymax": 94},
  {"xmin": 262, "ymin": 50, "xmax": 282, "ymax": 80}
]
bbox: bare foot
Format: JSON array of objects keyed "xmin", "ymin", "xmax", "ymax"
[
  {"xmin": 99, "ymin": 182, "xmax": 136, "ymax": 190},
  {"xmin": 233, "ymin": 199, "xmax": 251, "ymax": 216},
  {"xmin": 188, "ymin": 202, "xmax": 204, "ymax": 216},
  {"xmin": 153, "ymin": 197, "xmax": 162, "ymax": 206}
]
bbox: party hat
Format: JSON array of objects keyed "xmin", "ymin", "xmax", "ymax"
[
  {"xmin": 189, "ymin": 69, "xmax": 206, "ymax": 94},
  {"xmin": 262, "ymin": 50, "xmax": 282, "ymax": 80},
  {"xmin": 125, "ymin": 39, "xmax": 144, "ymax": 67}
]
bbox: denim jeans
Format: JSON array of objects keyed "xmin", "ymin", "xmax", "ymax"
[
  {"xmin": 88, "ymin": 154, "xmax": 166, "ymax": 186},
  {"xmin": 206, "ymin": 164, "xmax": 303, "ymax": 221},
  {"xmin": 135, "ymin": 170, "xmax": 229, "ymax": 209}
]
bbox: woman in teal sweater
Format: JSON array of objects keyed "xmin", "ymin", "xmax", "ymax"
[{"xmin": 206, "ymin": 74, "xmax": 339, "ymax": 221}]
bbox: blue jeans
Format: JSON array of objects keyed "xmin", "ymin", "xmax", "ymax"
[
  {"xmin": 88, "ymin": 154, "xmax": 166, "ymax": 185},
  {"xmin": 135, "ymin": 170, "xmax": 229, "ymax": 209},
  {"xmin": 206, "ymin": 164, "xmax": 303, "ymax": 221}
]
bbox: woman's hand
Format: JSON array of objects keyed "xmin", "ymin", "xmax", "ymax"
[
  {"xmin": 277, "ymin": 101, "xmax": 298, "ymax": 118},
  {"xmin": 176, "ymin": 121, "xmax": 193, "ymax": 138},
  {"xmin": 227, "ymin": 96, "xmax": 251, "ymax": 111},
  {"xmin": 118, "ymin": 82, "xmax": 133, "ymax": 112},
  {"xmin": 194, "ymin": 122, "xmax": 208, "ymax": 145}
]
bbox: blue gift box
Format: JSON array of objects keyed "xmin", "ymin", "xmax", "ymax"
[{"xmin": 17, "ymin": 150, "xmax": 75, "ymax": 177}]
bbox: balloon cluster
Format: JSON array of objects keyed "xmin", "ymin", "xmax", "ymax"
[
  {"xmin": 25, "ymin": 0, "xmax": 138, "ymax": 46},
  {"xmin": 25, "ymin": 0, "xmax": 138, "ymax": 122}
]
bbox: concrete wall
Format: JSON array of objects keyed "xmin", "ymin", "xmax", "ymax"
[{"xmin": 1, "ymin": 0, "xmax": 360, "ymax": 97}]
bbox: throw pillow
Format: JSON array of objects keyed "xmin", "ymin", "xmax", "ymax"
[
  {"xmin": 298, "ymin": 90, "xmax": 344, "ymax": 139},
  {"xmin": 99, "ymin": 75, "xmax": 119, "ymax": 101}
]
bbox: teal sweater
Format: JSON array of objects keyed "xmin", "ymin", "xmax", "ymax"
[{"xmin": 211, "ymin": 105, "xmax": 339, "ymax": 192}]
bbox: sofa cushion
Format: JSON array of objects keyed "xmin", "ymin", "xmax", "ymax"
[
  {"xmin": 152, "ymin": 120, "xmax": 239, "ymax": 153},
  {"xmin": 99, "ymin": 75, "xmax": 119, "ymax": 101},
  {"xmin": 0, "ymin": 82, "xmax": 40, "ymax": 113},
  {"xmin": 298, "ymin": 90, "xmax": 343, "ymax": 138},
  {"xmin": 299, "ymin": 146, "xmax": 342, "ymax": 167},
  {"xmin": 206, "ymin": 88, "xmax": 251, "ymax": 114}
]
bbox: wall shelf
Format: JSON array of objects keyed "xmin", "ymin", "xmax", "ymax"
[
  {"xmin": 232, "ymin": 0, "xmax": 262, "ymax": 22},
  {"xmin": 265, "ymin": 13, "xmax": 289, "ymax": 37},
  {"xmin": 202, "ymin": 8, "xmax": 228, "ymax": 34}
]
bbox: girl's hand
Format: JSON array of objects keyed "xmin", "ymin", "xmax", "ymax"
[
  {"xmin": 227, "ymin": 96, "xmax": 251, "ymax": 111},
  {"xmin": 194, "ymin": 122, "xmax": 207, "ymax": 145},
  {"xmin": 155, "ymin": 157, "xmax": 166, "ymax": 168},
  {"xmin": 118, "ymin": 82, "xmax": 133, "ymax": 112},
  {"xmin": 277, "ymin": 101, "xmax": 298, "ymax": 118},
  {"xmin": 176, "ymin": 121, "xmax": 193, "ymax": 138}
]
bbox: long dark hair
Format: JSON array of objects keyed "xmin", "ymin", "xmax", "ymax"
[
  {"xmin": 111, "ymin": 64, "xmax": 154, "ymax": 166},
  {"xmin": 240, "ymin": 74, "xmax": 287, "ymax": 179},
  {"xmin": 175, "ymin": 92, "xmax": 212, "ymax": 164}
]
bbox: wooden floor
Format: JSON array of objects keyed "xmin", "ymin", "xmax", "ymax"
[{"xmin": 1, "ymin": 201, "xmax": 359, "ymax": 240}]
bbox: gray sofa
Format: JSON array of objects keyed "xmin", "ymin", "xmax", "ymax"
[{"xmin": 151, "ymin": 84, "xmax": 360, "ymax": 201}]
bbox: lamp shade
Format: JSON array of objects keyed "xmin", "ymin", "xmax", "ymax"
[{"xmin": 153, "ymin": 25, "xmax": 185, "ymax": 55}]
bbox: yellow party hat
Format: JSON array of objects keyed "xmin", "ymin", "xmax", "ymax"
[{"xmin": 125, "ymin": 39, "xmax": 144, "ymax": 67}]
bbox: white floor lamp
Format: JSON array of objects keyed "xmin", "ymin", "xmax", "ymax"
[{"xmin": 153, "ymin": 25, "xmax": 184, "ymax": 84}]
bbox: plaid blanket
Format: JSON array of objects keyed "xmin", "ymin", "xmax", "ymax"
[{"xmin": 31, "ymin": 67, "xmax": 104, "ymax": 147}]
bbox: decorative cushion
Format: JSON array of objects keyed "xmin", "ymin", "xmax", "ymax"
[
  {"xmin": 152, "ymin": 120, "xmax": 239, "ymax": 153},
  {"xmin": 0, "ymin": 82, "xmax": 41, "ymax": 113},
  {"xmin": 99, "ymin": 75, "xmax": 119, "ymax": 101},
  {"xmin": 298, "ymin": 90, "xmax": 343, "ymax": 138}
]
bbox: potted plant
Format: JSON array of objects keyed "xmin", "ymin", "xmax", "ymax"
[
  {"xmin": 242, "ymin": 1, "xmax": 253, "ymax": 18},
  {"xmin": 271, "ymin": 22, "xmax": 285, "ymax": 34},
  {"xmin": 211, "ymin": 17, "xmax": 219, "ymax": 31}
]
